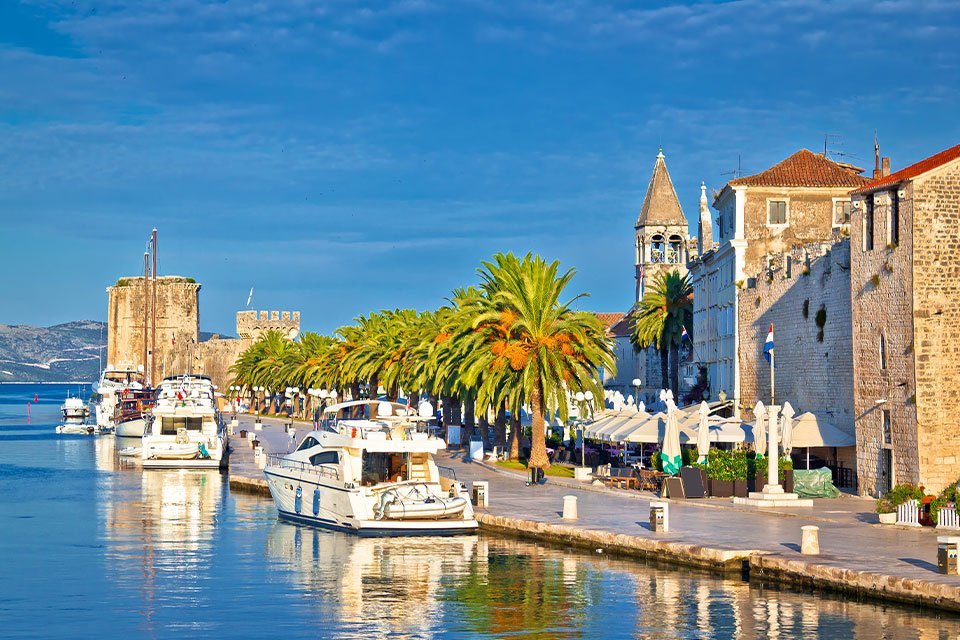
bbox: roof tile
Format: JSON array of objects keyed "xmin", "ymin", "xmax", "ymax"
[
  {"xmin": 852, "ymin": 142, "xmax": 960, "ymax": 194},
  {"xmin": 729, "ymin": 149, "xmax": 870, "ymax": 188}
]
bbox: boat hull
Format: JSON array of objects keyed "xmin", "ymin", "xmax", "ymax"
[
  {"xmin": 277, "ymin": 509, "xmax": 478, "ymax": 536},
  {"xmin": 115, "ymin": 417, "xmax": 147, "ymax": 438}
]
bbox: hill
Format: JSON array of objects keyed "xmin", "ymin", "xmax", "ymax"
[{"xmin": 0, "ymin": 321, "xmax": 229, "ymax": 383}]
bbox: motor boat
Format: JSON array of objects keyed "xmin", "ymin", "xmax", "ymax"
[
  {"xmin": 93, "ymin": 367, "xmax": 143, "ymax": 432},
  {"xmin": 113, "ymin": 388, "xmax": 155, "ymax": 438},
  {"xmin": 56, "ymin": 396, "xmax": 94, "ymax": 434},
  {"xmin": 140, "ymin": 374, "xmax": 226, "ymax": 469},
  {"xmin": 264, "ymin": 400, "xmax": 477, "ymax": 536}
]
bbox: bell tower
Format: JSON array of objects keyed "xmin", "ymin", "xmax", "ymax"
[{"xmin": 635, "ymin": 149, "xmax": 691, "ymax": 301}]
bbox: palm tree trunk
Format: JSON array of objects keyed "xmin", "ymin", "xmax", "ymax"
[
  {"xmin": 479, "ymin": 412, "xmax": 491, "ymax": 450},
  {"xmin": 669, "ymin": 342, "xmax": 680, "ymax": 400},
  {"xmin": 528, "ymin": 379, "xmax": 551, "ymax": 469},
  {"xmin": 509, "ymin": 413, "xmax": 521, "ymax": 460},
  {"xmin": 494, "ymin": 402, "xmax": 507, "ymax": 449},
  {"xmin": 659, "ymin": 346, "xmax": 669, "ymax": 395},
  {"xmin": 463, "ymin": 397, "xmax": 476, "ymax": 442}
]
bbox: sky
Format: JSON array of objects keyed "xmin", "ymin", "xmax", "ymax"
[{"xmin": 1, "ymin": 0, "xmax": 958, "ymax": 335}]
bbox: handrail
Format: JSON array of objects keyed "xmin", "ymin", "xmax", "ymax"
[
  {"xmin": 267, "ymin": 454, "xmax": 340, "ymax": 481},
  {"xmin": 436, "ymin": 465, "xmax": 457, "ymax": 480}
]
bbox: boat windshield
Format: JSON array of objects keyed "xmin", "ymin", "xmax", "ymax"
[
  {"xmin": 160, "ymin": 417, "xmax": 204, "ymax": 434},
  {"xmin": 361, "ymin": 452, "xmax": 408, "ymax": 485}
]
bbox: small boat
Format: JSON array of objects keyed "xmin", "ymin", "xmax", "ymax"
[
  {"xmin": 93, "ymin": 367, "xmax": 144, "ymax": 432},
  {"xmin": 113, "ymin": 389, "xmax": 155, "ymax": 438},
  {"xmin": 264, "ymin": 400, "xmax": 478, "ymax": 536},
  {"xmin": 56, "ymin": 397, "xmax": 94, "ymax": 434},
  {"xmin": 140, "ymin": 375, "xmax": 226, "ymax": 469},
  {"xmin": 118, "ymin": 446, "xmax": 142, "ymax": 458}
]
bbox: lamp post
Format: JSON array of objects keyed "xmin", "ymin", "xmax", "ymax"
[{"xmin": 632, "ymin": 378, "xmax": 642, "ymax": 405}]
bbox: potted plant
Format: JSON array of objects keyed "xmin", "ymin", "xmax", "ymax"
[
  {"xmin": 875, "ymin": 483, "xmax": 925, "ymax": 524},
  {"xmin": 705, "ymin": 449, "xmax": 734, "ymax": 497},
  {"xmin": 732, "ymin": 450, "xmax": 749, "ymax": 497}
]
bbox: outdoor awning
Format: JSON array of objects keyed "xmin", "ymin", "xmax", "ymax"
[
  {"xmin": 790, "ymin": 412, "xmax": 855, "ymax": 448},
  {"xmin": 697, "ymin": 418, "xmax": 756, "ymax": 444},
  {"xmin": 592, "ymin": 413, "xmax": 640, "ymax": 440},
  {"xmin": 620, "ymin": 413, "xmax": 698, "ymax": 444},
  {"xmin": 604, "ymin": 411, "xmax": 652, "ymax": 442},
  {"xmin": 584, "ymin": 411, "xmax": 631, "ymax": 439}
]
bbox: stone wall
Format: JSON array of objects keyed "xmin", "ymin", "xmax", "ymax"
[
  {"xmin": 106, "ymin": 276, "xmax": 200, "ymax": 382},
  {"xmin": 850, "ymin": 185, "xmax": 917, "ymax": 496},
  {"xmin": 912, "ymin": 161, "xmax": 960, "ymax": 492},
  {"xmin": 236, "ymin": 310, "xmax": 300, "ymax": 340},
  {"xmin": 738, "ymin": 240, "xmax": 854, "ymax": 441},
  {"xmin": 741, "ymin": 187, "xmax": 850, "ymax": 277}
]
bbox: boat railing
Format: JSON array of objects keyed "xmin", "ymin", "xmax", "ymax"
[
  {"xmin": 437, "ymin": 465, "xmax": 457, "ymax": 481},
  {"xmin": 267, "ymin": 454, "xmax": 340, "ymax": 481}
]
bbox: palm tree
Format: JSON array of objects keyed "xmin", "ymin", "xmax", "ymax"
[
  {"xmin": 631, "ymin": 270, "xmax": 693, "ymax": 399},
  {"xmin": 467, "ymin": 252, "xmax": 615, "ymax": 470}
]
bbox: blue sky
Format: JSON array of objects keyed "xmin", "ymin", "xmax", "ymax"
[{"xmin": 1, "ymin": 0, "xmax": 958, "ymax": 335}]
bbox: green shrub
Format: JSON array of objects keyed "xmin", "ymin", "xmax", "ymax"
[
  {"xmin": 931, "ymin": 480, "xmax": 960, "ymax": 525},
  {"xmin": 651, "ymin": 451, "xmax": 662, "ymax": 472},
  {"xmin": 875, "ymin": 483, "xmax": 925, "ymax": 514},
  {"xmin": 681, "ymin": 447, "xmax": 699, "ymax": 467},
  {"xmin": 750, "ymin": 454, "xmax": 793, "ymax": 482}
]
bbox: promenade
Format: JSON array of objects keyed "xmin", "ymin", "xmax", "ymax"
[{"xmin": 227, "ymin": 415, "xmax": 960, "ymax": 613}]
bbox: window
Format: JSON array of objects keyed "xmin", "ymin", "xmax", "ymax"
[
  {"xmin": 667, "ymin": 236, "xmax": 683, "ymax": 263},
  {"xmin": 768, "ymin": 200, "xmax": 787, "ymax": 225},
  {"xmin": 309, "ymin": 451, "xmax": 339, "ymax": 466},
  {"xmin": 834, "ymin": 200, "xmax": 852, "ymax": 226},
  {"xmin": 882, "ymin": 409, "xmax": 892, "ymax": 446},
  {"xmin": 297, "ymin": 436, "xmax": 320, "ymax": 451},
  {"xmin": 879, "ymin": 333, "xmax": 886, "ymax": 370},
  {"xmin": 160, "ymin": 417, "xmax": 202, "ymax": 434},
  {"xmin": 864, "ymin": 197, "xmax": 875, "ymax": 251},
  {"xmin": 650, "ymin": 235, "xmax": 665, "ymax": 263},
  {"xmin": 890, "ymin": 191, "xmax": 900, "ymax": 246}
]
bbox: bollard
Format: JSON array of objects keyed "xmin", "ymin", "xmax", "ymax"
[
  {"xmin": 801, "ymin": 525, "xmax": 820, "ymax": 555},
  {"xmin": 562, "ymin": 495, "xmax": 578, "ymax": 520},
  {"xmin": 939, "ymin": 536, "xmax": 960, "ymax": 575},
  {"xmin": 650, "ymin": 501, "xmax": 669, "ymax": 532},
  {"xmin": 254, "ymin": 419, "xmax": 263, "ymax": 432},
  {"xmin": 472, "ymin": 481, "xmax": 489, "ymax": 507}
]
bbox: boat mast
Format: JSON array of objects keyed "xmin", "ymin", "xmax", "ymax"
[
  {"xmin": 151, "ymin": 228, "xmax": 157, "ymax": 389},
  {"xmin": 143, "ymin": 251, "xmax": 150, "ymax": 386}
]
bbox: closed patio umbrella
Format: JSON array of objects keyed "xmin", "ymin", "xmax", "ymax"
[
  {"xmin": 661, "ymin": 400, "xmax": 682, "ymax": 475},
  {"xmin": 780, "ymin": 401, "xmax": 795, "ymax": 456},
  {"xmin": 696, "ymin": 401, "xmax": 711, "ymax": 462},
  {"xmin": 753, "ymin": 401, "xmax": 767, "ymax": 456}
]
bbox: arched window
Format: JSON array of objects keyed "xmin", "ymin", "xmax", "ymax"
[
  {"xmin": 668, "ymin": 235, "xmax": 683, "ymax": 263},
  {"xmin": 651, "ymin": 235, "xmax": 665, "ymax": 263}
]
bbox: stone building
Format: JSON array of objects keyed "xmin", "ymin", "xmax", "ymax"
[
  {"xmin": 106, "ymin": 276, "xmax": 200, "ymax": 385},
  {"xmin": 850, "ymin": 142, "xmax": 960, "ymax": 496},
  {"xmin": 689, "ymin": 150, "xmax": 869, "ymax": 412},
  {"xmin": 236, "ymin": 310, "xmax": 301, "ymax": 340},
  {"xmin": 632, "ymin": 150, "xmax": 694, "ymax": 399}
]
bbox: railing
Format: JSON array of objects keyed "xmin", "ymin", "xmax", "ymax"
[
  {"xmin": 437, "ymin": 465, "xmax": 457, "ymax": 481},
  {"xmin": 896, "ymin": 498, "xmax": 921, "ymax": 527},
  {"xmin": 266, "ymin": 454, "xmax": 340, "ymax": 481}
]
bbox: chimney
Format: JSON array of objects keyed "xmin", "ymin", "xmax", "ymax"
[{"xmin": 882, "ymin": 157, "xmax": 891, "ymax": 177}]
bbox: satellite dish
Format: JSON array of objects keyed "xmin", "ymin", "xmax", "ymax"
[{"xmin": 377, "ymin": 402, "xmax": 393, "ymax": 417}]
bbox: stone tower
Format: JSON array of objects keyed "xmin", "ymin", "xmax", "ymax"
[
  {"xmin": 697, "ymin": 181, "xmax": 713, "ymax": 257},
  {"xmin": 106, "ymin": 276, "xmax": 201, "ymax": 383},
  {"xmin": 635, "ymin": 150, "xmax": 691, "ymax": 301}
]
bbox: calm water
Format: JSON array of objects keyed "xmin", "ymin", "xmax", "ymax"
[{"xmin": 2, "ymin": 383, "xmax": 959, "ymax": 639}]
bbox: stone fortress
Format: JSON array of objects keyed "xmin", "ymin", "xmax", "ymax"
[{"xmin": 106, "ymin": 274, "xmax": 300, "ymax": 393}]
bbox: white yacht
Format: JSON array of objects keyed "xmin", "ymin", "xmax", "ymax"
[
  {"xmin": 140, "ymin": 375, "xmax": 226, "ymax": 469},
  {"xmin": 94, "ymin": 367, "xmax": 143, "ymax": 432},
  {"xmin": 56, "ymin": 396, "xmax": 94, "ymax": 434},
  {"xmin": 264, "ymin": 400, "xmax": 477, "ymax": 536}
]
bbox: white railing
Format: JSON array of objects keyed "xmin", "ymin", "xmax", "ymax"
[
  {"xmin": 939, "ymin": 505, "xmax": 960, "ymax": 530},
  {"xmin": 267, "ymin": 454, "xmax": 340, "ymax": 481},
  {"xmin": 896, "ymin": 499, "xmax": 921, "ymax": 527}
]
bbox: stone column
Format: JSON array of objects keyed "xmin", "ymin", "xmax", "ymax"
[{"xmin": 765, "ymin": 404, "xmax": 781, "ymax": 493}]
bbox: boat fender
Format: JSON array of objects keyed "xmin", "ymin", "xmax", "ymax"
[
  {"xmin": 351, "ymin": 427, "xmax": 357, "ymax": 438},
  {"xmin": 295, "ymin": 486, "xmax": 303, "ymax": 514},
  {"xmin": 313, "ymin": 489, "xmax": 321, "ymax": 516},
  {"xmin": 198, "ymin": 443, "xmax": 210, "ymax": 459}
]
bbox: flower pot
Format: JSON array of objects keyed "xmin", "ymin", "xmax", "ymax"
[
  {"xmin": 783, "ymin": 469, "xmax": 794, "ymax": 494},
  {"xmin": 734, "ymin": 479, "xmax": 749, "ymax": 498},
  {"xmin": 709, "ymin": 479, "xmax": 733, "ymax": 498},
  {"xmin": 879, "ymin": 512, "xmax": 897, "ymax": 525}
]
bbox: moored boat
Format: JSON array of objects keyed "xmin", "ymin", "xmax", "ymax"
[
  {"xmin": 94, "ymin": 367, "xmax": 144, "ymax": 432},
  {"xmin": 140, "ymin": 375, "xmax": 226, "ymax": 469},
  {"xmin": 56, "ymin": 396, "xmax": 94, "ymax": 434},
  {"xmin": 264, "ymin": 400, "xmax": 477, "ymax": 536},
  {"xmin": 113, "ymin": 388, "xmax": 155, "ymax": 438}
]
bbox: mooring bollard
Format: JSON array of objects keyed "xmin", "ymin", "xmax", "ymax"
[
  {"xmin": 650, "ymin": 501, "xmax": 669, "ymax": 532},
  {"xmin": 254, "ymin": 418, "xmax": 263, "ymax": 432},
  {"xmin": 562, "ymin": 495, "xmax": 578, "ymax": 520},
  {"xmin": 472, "ymin": 481, "xmax": 489, "ymax": 507},
  {"xmin": 801, "ymin": 525, "xmax": 820, "ymax": 555},
  {"xmin": 939, "ymin": 536, "xmax": 960, "ymax": 575}
]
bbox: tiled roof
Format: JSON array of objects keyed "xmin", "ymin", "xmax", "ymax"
[
  {"xmin": 729, "ymin": 149, "xmax": 870, "ymax": 188},
  {"xmin": 851, "ymin": 142, "xmax": 960, "ymax": 194},
  {"xmin": 594, "ymin": 312, "xmax": 625, "ymax": 331},
  {"xmin": 637, "ymin": 151, "xmax": 687, "ymax": 227}
]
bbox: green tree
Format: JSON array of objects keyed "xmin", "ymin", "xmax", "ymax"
[{"xmin": 631, "ymin": 270, "xmax": 693, "ymax": 399}]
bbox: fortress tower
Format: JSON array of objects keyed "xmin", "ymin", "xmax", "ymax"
[{"xmin": 236, "ymin": 310, "xmax": 301, "ymax": 341}]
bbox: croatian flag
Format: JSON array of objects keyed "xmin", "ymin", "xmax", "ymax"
[
  {"xmin": 681, "ymin": 325, "xmax": 690, "ymax": 342},
  {"xmin": 763, "ymin": 324, "xmax": 775, "ymax": 363}
]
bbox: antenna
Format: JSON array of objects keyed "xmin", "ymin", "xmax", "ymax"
[
  {"xmin": 823, "ymin": 133, "xmax": 842, "ymax": 158},
  {"xmin": 720, "ymin": 154, "xmax": 742, "ymax": 179}
]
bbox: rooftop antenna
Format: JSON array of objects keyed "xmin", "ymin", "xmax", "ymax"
[
  {"xmin": 720, "ymin": 154, "xmax": 741, "ymax": 180},
  {"xmin": 874, "ymin": 129, "xmax": 881, "ymax": 176},
  {"xmin": 823, "ymin": 133, "xmax": 842, "ymax": 158}
]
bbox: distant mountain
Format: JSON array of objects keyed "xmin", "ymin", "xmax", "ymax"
[{"xmin": 0, "ymin": 321, "xmax": 231, "ymax": 383}]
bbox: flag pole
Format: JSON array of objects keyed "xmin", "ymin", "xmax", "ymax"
[{"xmin": 770, "ymin": 347, "xmax": 775, "ymax": 405}]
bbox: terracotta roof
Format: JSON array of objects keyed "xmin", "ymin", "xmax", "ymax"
[
  {"xmin": 851, "ymin": 142, "xmax": 960, "ymax": 194},
  {"xmin": 729, "ymin": 149, "xmax": 870, "ymax": 188},
  {"xmin": 594, "ymin": 312, "xmax": 625, "ymax": 331},
  {"xmin": 637, "ymin": 151, "xmax": 687, "ymax": 227}
]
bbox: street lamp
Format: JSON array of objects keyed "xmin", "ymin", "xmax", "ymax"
[{"xmin": 632, "ymin": 378, "xmax": 642, "ymax": 403}]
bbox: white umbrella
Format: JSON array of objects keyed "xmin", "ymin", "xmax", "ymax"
[
  {"xmin": 753, "ymin": 401, "xmax": 767, "ymax": 456},
  {"xmin": 661, "ymin": 399, "xmax": 683, "ymax": 475},
  {"xmin": 780, "ymin": 401, "xmax": 795, "ymax": 456},
  {"xmin": 696, "ymin": 401, "xmax": 711, "ymax": 462}
]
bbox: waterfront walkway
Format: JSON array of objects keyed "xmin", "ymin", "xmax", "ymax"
[{"xmin": 227, "ymin": 415, "xmax": 960, "ymax": 611}]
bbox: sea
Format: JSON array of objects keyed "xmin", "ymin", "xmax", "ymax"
[{"xmin": 1, "ymin": 382, "xmax": 959, "ymax": 639}]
